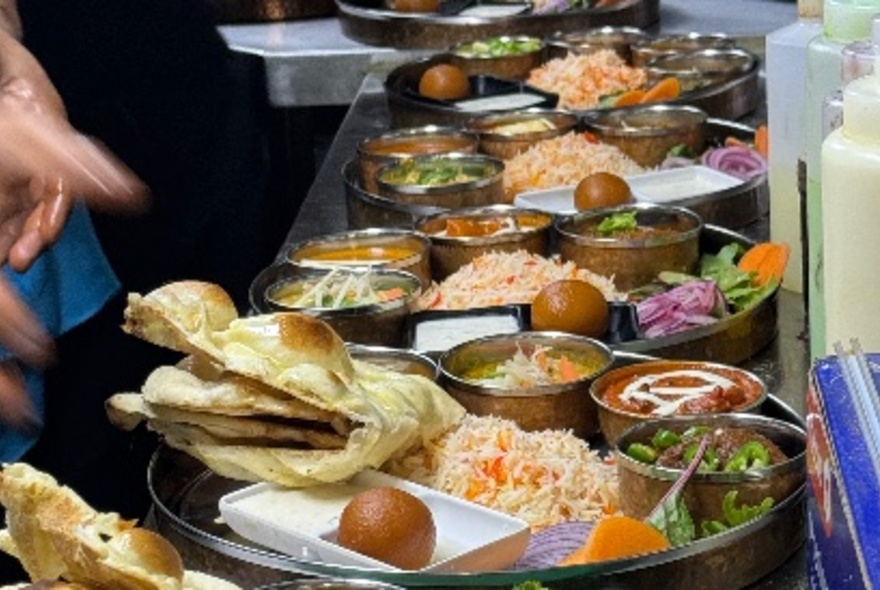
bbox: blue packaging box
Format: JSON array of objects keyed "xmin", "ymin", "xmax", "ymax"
[{"xmin": 807, "ymin": 353, "xmax": 880, "ymax": 589}]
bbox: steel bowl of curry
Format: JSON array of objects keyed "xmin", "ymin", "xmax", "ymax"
[
  {"xmin": 414, "ymin": 205, "xmax": 553, "ymax": 281},
  {"xmin": 376, "ymin": 153, "xmax": 506, "ymax": 209},
  {"xmin": 555, "ymin": 203, "xmax": 702, "ymax": 292},
  {"xmin": 357, "ymin": 125, "xmax": 479, "ymax": 195},
  {"xmin": 285, "ymin": 228, "xmax": 432, "ymax": 289},
  {"xmin": 438, "ymin": 332, "xmax": 614, "ymax": 437},
  {"xmin": 589, "ymin": 359, "xmax": 768, "ymax": 446},
  {"xmin": 249, "ymin": 264, "xmax": 421, "ymax": 347},
  {"xmin": 630, "ymin": 32, "xmax": 736, "ymax": 68},
  {"xmin": 464, "ymin": 109, "xmax": 579, "ymax": 160},
  {"xmin": 613, "ymin": 413, "xmax": 805, "ymax": 527}
]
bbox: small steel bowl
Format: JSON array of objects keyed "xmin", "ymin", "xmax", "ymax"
[
  {"xmin": 630, "ymin": 32, "xmax": 736, "ymax": 68},
  {"xmin": 415, "ymin": 205, "xmax": 553, "ymax": 280},
  {"xmin": 356, "ymin": 125, "xmax": 479, "ymax": 195},
  {"xmin": 555, "ymin": 203, "xmax": 702, "ymax": 292},
  {"xmin": 285, "ymin": 228, "xmax": 432, "ymax": 289},
  {"xmin": 582, "ymin": 104, "xmax": 708, "ymax": 168},
  {"xmin": 464, "ymin": 108, "xmax": 579, "ymax": 160},
  {"xmin": 376, "ymin": 153, "xmax": 506, "ymax": 209},
  {"xmin": 589, "ymin": 359, "xmax": 768, "ymax": 446},
  {"xmin": 249, "ymin": 265, "xmax": 421, "ymax": 347},
  {"xmin": 645, "ymin": 48, "xmax": 758, "ymax": 93},
  {"xmin": 546, "ymin": 26, "xmax": 650, "ymax": 62},
  {"xmin": 449, "ymin": 35, "xmax": 548, "ymax": 80},
  {"xmin": 439, "ymin": 332, "xmax": 614, "ymax": 437},
  {"xmin": 347, "ymin": 344, "xmax": 438, "ymax": 380},
  {"xmin": 614, "ymin": 413, "xmax": 805, "ymax": 525}
]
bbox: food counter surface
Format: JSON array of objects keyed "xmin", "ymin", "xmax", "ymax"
[
  {"xmin": 281, "ymin": 73, "xmax": 811, "ymax": 588},
  {"xmin": 218, "ymin": 0, "xmax": 797, "ymax": 106}
]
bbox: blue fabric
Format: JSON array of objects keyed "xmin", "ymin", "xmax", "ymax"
[{"xmin": 0, "ymin": 204, "xmax": 119, "ymax": 461}]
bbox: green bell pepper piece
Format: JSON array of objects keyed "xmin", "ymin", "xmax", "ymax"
[
  {"xmin": 626, "ymin": 442, "xmax": 659, "ymax": 464},
  {"xmin": 723, "ymin": 441, "xmax": 771, "ymax": 472}
]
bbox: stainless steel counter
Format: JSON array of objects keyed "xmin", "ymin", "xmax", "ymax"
[{"xmin": 219, "ymin": 0, "xmax": 798, "ymax": 107}]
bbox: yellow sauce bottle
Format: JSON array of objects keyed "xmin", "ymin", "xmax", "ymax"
[{"xmin": 820, "ymin": 53, "xmax": 880, "ymax": 353}]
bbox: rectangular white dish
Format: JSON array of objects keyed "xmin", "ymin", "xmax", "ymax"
[
  {"xmin": 218, "ymin": 469, "xmax": 530, "ymax": 573},
  {"xmin": 513, "ymin": 165, "xmax": 744, "ymax": 215}
]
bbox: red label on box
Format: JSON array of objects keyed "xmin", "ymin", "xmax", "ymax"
[{"xmin": 807, "ymin": 381, "xmax": 834, "ymax": 538}]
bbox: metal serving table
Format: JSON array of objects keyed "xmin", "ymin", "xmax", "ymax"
[
  {"xmin": 277, "ymin": 76, "xmax": 810, "ymax": 588},
  {"xmin": 218, "ymin": 0, "xmax": 798, "ymax": 107}
]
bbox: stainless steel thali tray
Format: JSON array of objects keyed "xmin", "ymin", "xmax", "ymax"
[
  {"xmin": 148, "ymin": 372, "xmax": 805, "ymax": 590},
  {"xmin": 336, "ymin": 0, "xmax": 660, "ymax": 49},
  {"xmin": 385, "ymin": 53, "xmax": 760, "ymax": 128},
  {"xmin": 343, "ymin": 119, "xmax": 768, "ymax": 232}
]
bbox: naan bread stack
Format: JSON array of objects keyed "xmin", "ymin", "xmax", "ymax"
[
  {"xmin": 107, "ymin": 281, "xmax": 466, "ymax": 487},
  {"xmin": 0, "ymin": 463, "xmax": 240, "ymax": 590}
]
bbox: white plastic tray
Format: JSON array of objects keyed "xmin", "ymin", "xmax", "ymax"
[
  {"xmin": 218, "ymin": 469, "xmax": 530, "ymax": 573},
  {"xmin": 513, "ymin": 165, "xmax": 743, "ymax": 215}
]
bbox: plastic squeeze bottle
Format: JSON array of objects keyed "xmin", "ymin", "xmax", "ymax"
[
  {"xmin": 820, "ymin": 54, "xmax": 880, "ymax": 354},
  {"xmin": 805, "ymin": 0, "xmax": 880, "ymax": 359},
  {"xmin": 766, "ymin": 0, "xmax": 823, "ymax": 295}
]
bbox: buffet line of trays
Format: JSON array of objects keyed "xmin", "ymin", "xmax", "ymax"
[{"xmin": 0, "ymin": 24, "xmax": 807, "ymax": 590}]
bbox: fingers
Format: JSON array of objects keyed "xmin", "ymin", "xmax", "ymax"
[
  {"xmin": 0, "ymin": 89, "xmax": 150, "ymax": 214},
  {"xmin": 0, "ymin": 360, "xmax": 40, "ymax": 432},
  {"xmin": 0, "ymin": 274, "xmax": 54, "ymax": 369}
]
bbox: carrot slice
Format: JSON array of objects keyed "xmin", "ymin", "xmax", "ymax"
[
  {"xmin": 641, "ymin": 77, "xmax": 682, "ymax": 103},
  {"xmin": 560, "ymin": 515, "xmax": 670, "ymax": 565},
  {"xmin": 737, "ymin": 241, "xmax": 790, "ymax": 287},
  {"xmin": 612, "ymin": 89, "xmax": 647, "ymax": 108},
  {"xmin": 754, "ymin": 124, "xmax": 769, "ymax": 159}
]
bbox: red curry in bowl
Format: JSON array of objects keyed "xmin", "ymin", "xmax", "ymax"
[{"xmin": 589, "ymin": 360, "xmax": 767, "ymax": 445}]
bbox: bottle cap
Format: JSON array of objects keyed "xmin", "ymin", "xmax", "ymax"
[
  {"xmin": 841, "ymin": 39, "xmax": 878, "ymax": 83},
  {"xmin": 824, "ymin": 0, "xmax": 880, "ymax": 43},
  {"xmin": 799, "ymin": 0, "xmax": 823, "ymax": 19}
]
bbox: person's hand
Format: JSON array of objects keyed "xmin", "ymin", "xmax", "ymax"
[
  {"xmin": 0, "ymin": 23, "xmax": 148, "ymax": 428},
  {"xmin": 0, "ymin": 27, "xmax": 149, "ymax": 273}
]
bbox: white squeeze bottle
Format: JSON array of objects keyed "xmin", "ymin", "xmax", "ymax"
[
  {"xmin": 766, "ymin": 0, "xmax": 823, "ymax": 295},
  {"xmin": 820, "ymin": 52, "xmax": 880, "ymax": 353},
  {"xmin": 804, "ymin": 0, "xmax": 880, "ymax": 359}
]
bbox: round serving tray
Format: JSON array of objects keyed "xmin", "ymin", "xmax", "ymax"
[
  {"xmin": 384, "ymin": 52, "xmax": 760, "ymax": 128},
  {"xmin": 343, "ymin": 119, "xmax": 768, "ymax": 232},
  {"xmin": 148, "ymin": 372, "xmax": 804, "ymax": 590},
  {"xmin": 336, "ymin": 0, "xmax": 660, "ymax": 50}
]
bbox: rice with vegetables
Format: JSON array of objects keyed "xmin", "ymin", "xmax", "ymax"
[
  {"xmin": 503, "ymin": 132, "xmax": 645, "ymax": 198},
  {"xmin": 526, "ymin": 50, "xmax": 647, "ymax": 110},
  {"xmin": 386, "ymin": 414, "xmax": 619, "ymax": 529},
  {"xmin": 418, "ymin": 250, "xmax": 622, "ymax": 310}
]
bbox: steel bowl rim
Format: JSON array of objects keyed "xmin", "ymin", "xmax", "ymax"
[
  {"xmin": 285, "ymin": 228, "xmax": 431, "ymax": 270},
  {"xmin": 438, "ymin": 330, "xmax": 614, "ymax": 397},
  {"xmin": 346, "ymin": 343, "xmax": 439, "ymax": 379},
  {"xmin": 356, "ymin": 125, "xmax": 479, "ymax": 159},
  {"xmin": 631, "ymin": 31, "xmax": 734, "ymax": 51},
  {"xmin": 464, "ymin": 108, "xmax": 579, "ymax": 142},
  {"xmin": 589, "ymin": 359, "xmax": 769, "ymax": 422},
  {"xmin": 449, "ymin": 34, "xmax": 546, "ymax": 60},
  {"xmin": 263, "ymin": 266, "xmax": 422, "ymax": 317},
  {"xmin": 414, "ymin": 204, "xmax": 553, "ymax": 246},
  {"xmin": 376, "ymin": 153, "xmax": 505, "ymax": 196},
  {"xmin": 645, "ymin": 47, "xmax": 757, "ymax": 79},
  {"xmin": 582, "ymin": 103, "xmax": 708, "ymax": 137},
  {"xmin": 613, "ymin": 412, "xmax": 806, "ymax": 482},
  {"xmin": 555, "ymin": 202, "xmax": 703, "ymax": 248},
  {"xmin": 343, "ymin": 158, "xmax": 448, "ymax": 218},
  {"xmin": 550, "ymin": 25, "xmax": 648, "ymax": 44}
]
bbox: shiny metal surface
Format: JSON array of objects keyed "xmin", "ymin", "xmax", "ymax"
[{"xmin": 336, "ymin": 0, "xmax": 660, "ymax": 50}]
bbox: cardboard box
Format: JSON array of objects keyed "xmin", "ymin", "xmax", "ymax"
[{"xmin": 806, "ymin": 353, "xmax": 880, "ymax": 589}]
